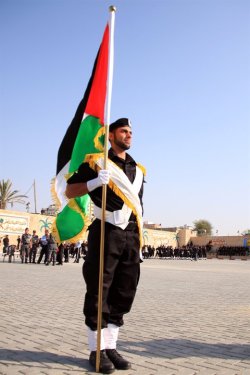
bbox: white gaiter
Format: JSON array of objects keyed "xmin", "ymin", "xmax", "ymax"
[
  {"xmin": 87, "ymin": 327, "xmax": 106, "ymax": 352},
  {"xmin": 103, "ymin": 324, "xmax": 119, "ymax": 349}
]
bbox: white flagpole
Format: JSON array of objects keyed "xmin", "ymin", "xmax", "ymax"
[{"xmin": 96, "ymin": 5, "xmax": 116, "ymax": 373}]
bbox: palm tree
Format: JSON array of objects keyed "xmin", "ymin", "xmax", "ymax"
[
  {"xmin": 0, "ymin": 179, "xmax": 27, "ymax": 209},
  {"xmin": 173, "ymin": 233, "xmax": 180, "ymax": 247},
  {"xmin": 39, "ymin": 218, "xmax": 52, "ymax": 232},
  {"xmin": 143, "ymin": 229, "xmax": 149, "ymax": 245}
]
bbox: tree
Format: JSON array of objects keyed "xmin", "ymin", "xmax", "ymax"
[
  {"xmin": 0, "ymin": 179, "xmax": 27, "ymax": 209},
  {"xmin": 39, "ymin": 218, "xmax": 52, "ymax": 231},
  {"xmin": 193, "ymin": 219, "xmax": 213, "ymax": 236}
]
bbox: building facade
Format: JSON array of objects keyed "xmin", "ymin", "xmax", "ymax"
[{"xmin": 0, "ymin": 209, "xmax": 249, "ymax": 250}]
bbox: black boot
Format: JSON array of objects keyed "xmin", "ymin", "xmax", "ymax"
[
  {"xmin": 89, "ymin": 350, "xmax": 115, "ymax": 374},
  {"xmin": 106, "ymin": 349, "xmax": 131, "ymax": 370}
]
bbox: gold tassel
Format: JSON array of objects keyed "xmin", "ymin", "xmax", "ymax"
[
  {"xmin": 50, "ymin": 177, "xmax": 61, "ymax": 209},
  {"xmin": 137, "ymin": 163, "xmax": 146, "ymax": 176}
]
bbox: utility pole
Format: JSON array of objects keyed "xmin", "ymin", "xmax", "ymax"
[{"xmin": 33, "ymin": 179, "xmax": 37, "ymax": 213}]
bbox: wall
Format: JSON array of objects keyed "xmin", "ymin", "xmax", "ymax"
[
  {"xmin": 190, "ymin": 235, "xmax": 249, "ymax": 248},
  {"xmin": 1, "ymin": 209, "xmax": 249, "ymax": 249},
  {"xmin": 0, "ymin": 209, "xmax": 178, "ymax": 248},
  {"xmin": 0, "ymin": 209, "xmax": 56, "ymax": 245},
  {"xmin": 143, "ymin": 227, "xmax": 178, "ymax": 248}
]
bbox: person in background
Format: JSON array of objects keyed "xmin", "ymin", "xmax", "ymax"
[
  {"xmin": 17, "ymin": 236, "xmax": 21, "ymax": 250},
  {"xmin": 8, "ymin": 244, "xmax": 16, "ymax": 263},
  {"xmin": 74, "ymin": 241, "xmax": 82, "ymax": 263},
  {"xmin": 3, "ymin": 235, "xmax": 9, "ymax": 254},
  {"xmin": 46, "ymin": 233, "xmax": 58, "ymax": 266},
  {"xmin": 29, "ymin": 230, "xmax": 39, "ymax": 263},
  {"xmin": 21, "ymin": 228, "xmax": 32, "ymax": 264},
  {"xmin": 37, "ymin": 229, "xmax": 49, "ymax": 264},
  {"xmin": 56, "ymin": 242, "xmax": 64, "ymax": 265}
]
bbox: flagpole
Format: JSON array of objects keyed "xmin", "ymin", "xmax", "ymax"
[{"xmin": 96, "ymin": 5, "xmax": 116, "ymax": 373}]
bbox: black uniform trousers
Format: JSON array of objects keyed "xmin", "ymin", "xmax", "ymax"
[
  {"xmin": 29, "ymin": 245, "xmax": 38, "ymax": 263},
  {"xmin": 57, "ymin": 245, "xmax": 64, "ymax": 265},
  {"xmin": 47, "ymin": 245, "xmax": 57, "ymax": 265},
  {"xmin": 83, "ymin": 219, "xmax": 140, "ymax": 331},
  {"xmin": 37, "ymin": 245, "xmax": 48, "ymax": 264}
]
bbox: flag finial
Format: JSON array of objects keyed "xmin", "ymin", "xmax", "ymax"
[{"xmin": 109, "ymin": 5, "xmax": 116, "ymax": 12}]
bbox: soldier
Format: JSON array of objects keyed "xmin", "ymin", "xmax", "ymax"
[
  {"xmin": 29, "ymin": 230, "xmax": 39, "ymax": 263},
  {"xmin": 21, "ymin": 228, "xmax": 32, "ymax": 264},
  {"xmin": 64, "ymin": 243, "xmax": 70, "ymax": 263},
  {"xmin": 56, "ymin": 242, "xmax": 64, "ymax": 265},
  {"xmin": 46, "ymin": 233, "xmax": 57, "ymax": 266},
  {"xmin": 8, "ymin": 245, "xmax": 16, "ymax": 263},
  {"xmin": 16, "ymin": 236, "xmax": 21, "ymax": 250},
  {"xmin": 66, "ymin": 118, "xmax": 145, "ymax": 374},
  {"xmin": 37, "ymin": 229, "xmax": 49, "ymax": 264},
  {"xmin": 3, "ymin": 235, "xmax": 9, "ymax": 254}
]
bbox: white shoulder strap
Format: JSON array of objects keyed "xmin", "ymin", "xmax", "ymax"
[{"xmin": 96, "ymin": 158, "xmax": 143, "ymax": 220}]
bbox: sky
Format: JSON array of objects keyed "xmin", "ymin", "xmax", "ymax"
[{"xmin": 1, "ymin": 0, "xmax": 250, "ymax": 235}]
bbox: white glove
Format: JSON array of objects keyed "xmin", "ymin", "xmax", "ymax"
[{"xmin": 87, "ymin": 169, "xmax": 110, "ymax": 192}]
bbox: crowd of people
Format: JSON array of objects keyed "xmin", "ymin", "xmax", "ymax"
[
  {"xmin": 142, "ymin": 244, "xmax": 208, "ymax": 260},
  {"xmin": 217, "ymin": 246, "xmax": 249, "ymax": 257},
  {"xmin": 1, "ymin": 230, "xmax": 88, "ymax": 265},
  {"xmin": 2, "ymin": 233, "xmax": 249, "ymax": 264}
]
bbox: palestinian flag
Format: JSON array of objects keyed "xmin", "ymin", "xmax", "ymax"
[{"xmin": 51, "ymin": 22, "xmax": 113, "ymax": 243}]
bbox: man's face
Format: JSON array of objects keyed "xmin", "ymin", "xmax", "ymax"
[
  {"xmin": 25, "ymin": 229, "xmax": 29, "ymax": 234},
  {"xmin": 109, "ymin": 126, "xmax": 132, "ymax": 151}
]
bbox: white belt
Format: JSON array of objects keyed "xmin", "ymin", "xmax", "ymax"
[{"xmin": 93, "ymin": 205, "xmax": 132, "ymax": 230}]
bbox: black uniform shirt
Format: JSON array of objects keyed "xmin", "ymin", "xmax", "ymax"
[
  {"xmin": 67, "ymin": 148, "xmax": 144, "ymax": 218},
  {"xmin": 22, "ymin": 234, "xmax": 31, "ymax": 245}
]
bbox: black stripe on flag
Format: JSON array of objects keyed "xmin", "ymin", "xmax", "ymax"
[{"xmin": 56, "ymin": 49, "xmax": 100, "ymax": 175}]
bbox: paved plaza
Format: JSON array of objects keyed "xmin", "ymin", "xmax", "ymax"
[{"xmin": 0, "ymin": 258, "xmax": 250, "ymax": 375}]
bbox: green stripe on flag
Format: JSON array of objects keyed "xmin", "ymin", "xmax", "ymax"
[
  {"xmin": 54, "ymin": 115, "xmax": 104, "ymax": 242},
  {"xmin": 55, "ymin": 193, "xmax": 91, "ymax": 242},
  {"xmin": 69, "ymin": 115, "xmax": 104, "ymax": 172}
]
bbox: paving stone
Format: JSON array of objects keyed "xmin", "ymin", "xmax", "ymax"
[{"xmin": 0, "ymin": 259, "xmax": 250, "ymax": 374}]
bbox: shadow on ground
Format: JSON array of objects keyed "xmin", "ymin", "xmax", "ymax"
[
  {"xmin": 0, "ymin": 338, "xmax": 249, "ymax": 371},
  {"xmin": 119, "ymin": 338, "xmax": 250, "ymax": 360},
  {"xmin": 0, "ymin": 349, "xmax": 90, "ymax": 371}
]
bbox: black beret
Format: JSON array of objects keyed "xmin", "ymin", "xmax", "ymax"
[{"xmin": 109, "ymin": 118, "xmax": 131, "ymax": 131}]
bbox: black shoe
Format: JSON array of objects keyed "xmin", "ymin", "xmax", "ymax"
[
  {"xmin": 106, "ymin": 349, "xmax": 131, "ymax": 370},
  {"xmin": 89, "ymin": 350, "xmax": 115, "ymax": 374}
]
